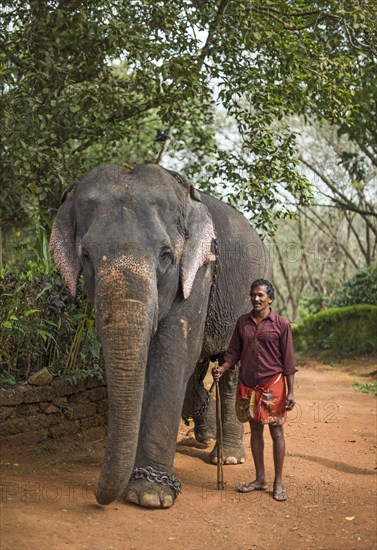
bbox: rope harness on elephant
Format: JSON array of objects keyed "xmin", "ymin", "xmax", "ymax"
[{"xmin": 130, "ymin": 466, "xmax": 182, "ymax": 497}]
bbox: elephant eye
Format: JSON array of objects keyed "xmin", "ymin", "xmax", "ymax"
[
  {"xmin": 81, "ymin": 247, "xmax": 93, "ymax": 269},
  {"xmin": 159, "ymin": 246, "xmax": 173, "ymax": 264},
  {"xmin": 81, "ymin": 248, "xmax": 90, "ymax": 262}
]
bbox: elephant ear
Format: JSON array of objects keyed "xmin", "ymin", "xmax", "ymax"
[
  {"xmin": 48, "ymin": 186, "xmax": 82, "ymax": 298},
  {"xmin": 180, "ymin": 184, "xmax": 217, "ymax": 300}
]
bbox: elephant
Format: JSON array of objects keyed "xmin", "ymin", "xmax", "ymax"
[{"xmin": 49, "ymin": 163, "xmax": 270, "ymax": 509}]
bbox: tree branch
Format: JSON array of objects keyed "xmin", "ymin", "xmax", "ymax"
[
  {"xmin": 344, "ymin": 211, "xmax": 368, "ymax": 263},
  {"xmin": 72, "ymin": 98, "xmax": 162, "ymax": 154},
  {"xmin": 252, "ymin": 6, "xmax": 376, "ymax": 55},
  {"xmin": 273, "ymin": 237, "xmax": 295, "ymax": 312},
  {"xmin": 183, "ymin": 4, "xmax": 198, "ymax": 44},
  {"xmin": 297, "ymin": 206, "xmax": 359, "ymax": 270},
  {"xmin": 257, "ymin": 11, "xmax": 327, "ymax": 31},
  {"xmin": 274, "ymin": 284, "xmax": 288, "ymax": 318},
  {"xmin": 297, "ymin": 215, "xmax": 323, "ymax": 293},
  {"xmin": 252, "ymin": 6, "xmax": 322, "ymax": 18},
  {"xmin": 198, "ymin": 0, "xmax": 230, "ymax": 65},
  {"xmin": 299, "ymin": 156, "xmax": 377, "ymax": 220},
  {"xmin": 0, "ymin": 42, "xmax": 28, "ymax": 68},
  {"xmin": 354, "ymin": 138, "xmax": 377, "ymax": 167}
]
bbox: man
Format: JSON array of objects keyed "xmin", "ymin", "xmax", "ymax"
[{"xmin": 212, "ymin": 278, "xmax": 296, "ymax": 501}]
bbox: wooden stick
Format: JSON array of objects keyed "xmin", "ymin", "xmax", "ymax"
[{"xmin": 215, "ymin": 379, "xmax": 225, "ymax": 490}]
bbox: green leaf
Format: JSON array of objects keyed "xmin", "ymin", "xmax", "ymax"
[{"xmin": 24, "ymin": 309, "xmax": 40, "ymax": 316}]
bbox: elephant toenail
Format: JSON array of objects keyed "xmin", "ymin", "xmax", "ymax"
[
  {"xmin": 161, "ymin": 495, "xmax": 174, "ymax": 508},
  {"xmin": 125, "ymin": 490, "xmax": 139, "ymax": 505},
  {"xmin": 140, "ymin": 492, "xmax": 160, "ymax": 508}
]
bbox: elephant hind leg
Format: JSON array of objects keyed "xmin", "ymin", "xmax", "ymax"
[
  {"xmin": 193, "ymin": 396, "xmax": 216, "ymax": 444},
  {"xmin": 182, "ymin": 359, "xmax": 216, "ymax": 443},
  {"xmin": 210, "ymin": 443, "xmax": 246, "ymax": 465},
  {"xmin": 209, "ymin": 367, "xmax": 245, "ymax": 465}
]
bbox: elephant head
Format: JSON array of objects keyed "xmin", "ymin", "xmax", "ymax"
[{"xmin": 49, "ymin": 163, "xmax": 216, "ymax": 504}]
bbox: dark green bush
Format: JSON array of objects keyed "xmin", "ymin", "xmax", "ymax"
[
  {"xmin": 334, "ymin": 266, "xmax": 377, "ymax": 307},
  {"xmin": 0, "ymin": 271, "xmax": 103, "ymax": 386},
  {"xmin": 1, "ymin": 224, "xmax": 104, "ymax": 387},
  {"xmin": 292, "ymin": 305, "xmax": 377, "ymax": 354}
]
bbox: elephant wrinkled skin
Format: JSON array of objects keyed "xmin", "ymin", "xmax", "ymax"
[{"xmin": 49, "ymin": 163, "xmax": 270, "ymax": 509}]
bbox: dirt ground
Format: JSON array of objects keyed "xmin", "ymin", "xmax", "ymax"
[{"xmin": 1, "ymin": 358, "xmax": 376, "ymax": 550}]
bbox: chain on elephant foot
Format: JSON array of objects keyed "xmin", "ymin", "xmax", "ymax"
[{"xmin": 122, "ymin": 466, "xmax": 182, "ymax": 509}]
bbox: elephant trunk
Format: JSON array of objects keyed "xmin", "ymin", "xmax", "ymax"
[{"xmin": 94, "ymin": 258, "xmax": 156, "ymax": 505}]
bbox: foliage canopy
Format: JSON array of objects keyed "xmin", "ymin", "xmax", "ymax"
[{"xmin": 1, "ymin": 1, "xmax": 377, "ymax": 233}]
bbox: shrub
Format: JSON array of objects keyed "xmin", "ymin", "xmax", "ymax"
[
  {"xmin": 292, "ymin": 305, "xmax": 377, "ymax": 354},
  {"xmin": 0, "ymin": 271, "xmax": 103, "ymax": 386},
  {"xmin": 353, "ymin": 381, "xmax": 377, "ymax": 396},
  {"xmin": 334, "ymin": 267, "xmax": 377, "ymax": 307},
  {"xmin": 1, "ymin": 224, "xmax": 104, "ymax": 386}
]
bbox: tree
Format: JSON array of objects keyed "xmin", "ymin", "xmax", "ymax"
[
  {"xmin": 271, "ymin": 204, "xmax": 370, "ymax": 320},
  {"xmin": 297, "ymin": 120, "xmax": 376, "ymax": 262},
  {"xmin": 271, "ymin": 117, "xmax": 376, "ymax": 321},
  {"xmin": 1, "ymin": 0, "xmax": 376, "ymax": 242}
]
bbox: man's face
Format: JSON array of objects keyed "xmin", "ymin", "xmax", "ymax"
[{"xmin": 250, "ymin": 285, "xmax": 273, "ymax": 313}]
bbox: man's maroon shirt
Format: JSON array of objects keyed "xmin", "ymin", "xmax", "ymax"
[{"xmin": 224, "ymin": 308, "xmax": 297, "ymax": 388}]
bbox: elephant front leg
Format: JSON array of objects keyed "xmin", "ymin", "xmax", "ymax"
[
  {"xmin": 123, "ymin": 396, "xmax": 185, "ymax": 508},
  {"xmin": 123, "ymin": 323, "xmax": 201, "ymax": 509},
  {"xmin": 210, "ymin": 367, "xmax": 245, "ymax": 465},
  {"xmin": 123, "ymin": 388, "xmax": 185, "ymax": 508},
  {"xmin": 125, "ymin": 466, "xmax": 181, "ymax": 509}
]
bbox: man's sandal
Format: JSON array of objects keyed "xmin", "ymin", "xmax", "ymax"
[
  {"xmin": 273, "ymin": 485, "xmax": 287, "ymax": 501},
  {"xmin": 237, "ymin": 481, "xmax": 267, "ymax": 493}
]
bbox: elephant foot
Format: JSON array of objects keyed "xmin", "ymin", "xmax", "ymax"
[
  {"xmin": 209, "ymin": 443, "xmax": 246, "ymax": 465},
  {"xmin": 193, "ymin": 398, "xmax": 216, "ymax": 445},
  {"xmin": 123, "ymin": 467, "xmax": 181, "ymax": 509},
  {"xmin": 194, "ymin": 423, "xmax": 215, "ymax": 445},
  {"xmin": 124, "ymin": 479, "xmax": 175, "ymax": 508}
]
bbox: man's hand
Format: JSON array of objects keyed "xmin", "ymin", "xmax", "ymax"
[
  {"xmin": 285, "ymin": 374, "xmax": 295, "ymax": 410},
  {"xmin": 285, "ymin": 392, "xmax": 295, "ymax": 411},
  {"xmin": 211, "ymin": 365, "xmax": 223, "ymax": 381},
  {"xmin": 212, "ymin": 362, "xmax": 231, "ymax": 381}
]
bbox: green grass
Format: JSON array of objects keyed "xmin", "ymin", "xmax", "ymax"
[{"xmin": 352, "ymin": 380, "xmax": 377, "ymax": 396}]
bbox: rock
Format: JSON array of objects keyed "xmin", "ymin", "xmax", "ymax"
[
  {"xmin": 52, "ymin": 396, "xmax": 68, "ymax": 408},
  {"xmin": 0, "ymin": 407, "xmax": 15, "ymax": 421},
  {"xmin": 44, "ymin": 404, "xmax": 60, "ymax": 414},
  {"xmin": 27, "ymin": 368, "xmax": 53, "ymax": 386}
]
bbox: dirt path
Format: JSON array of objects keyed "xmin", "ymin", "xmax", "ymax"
[{"xmin": 1, "ymin": 364, "xmax": 376, "ymax": 550}]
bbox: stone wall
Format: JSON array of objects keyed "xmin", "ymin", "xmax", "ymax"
[{"xmin": 0, "ymin": 377, "xmax": 107, "ymax": 446}]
